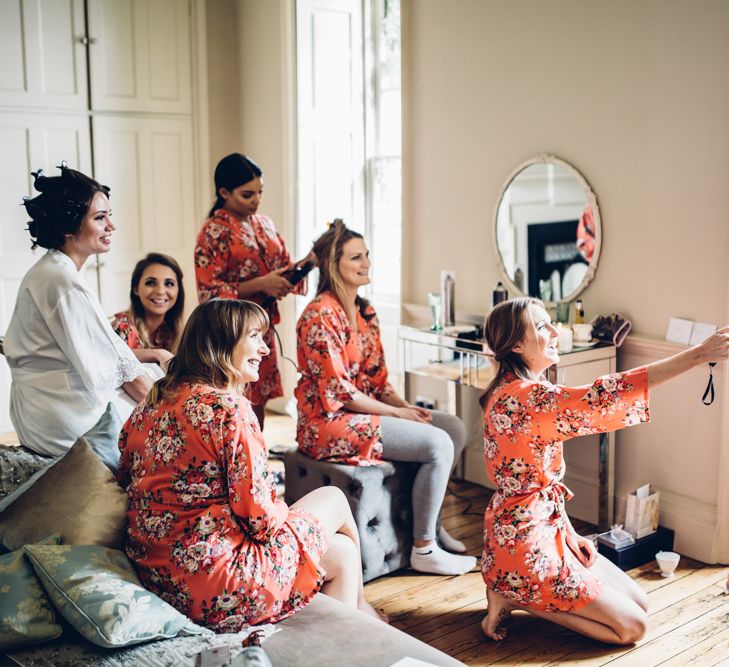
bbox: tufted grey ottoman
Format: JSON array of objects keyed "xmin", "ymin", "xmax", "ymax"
[{"xmin": 283, "ymin": 449, "xmax": 418, "ymax": 582}]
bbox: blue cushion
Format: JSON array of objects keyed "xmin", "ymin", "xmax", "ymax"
[
  {"xmin": 23, "ymin": 544, "xmax": 205, "ymax": 648},
  {"xmin": 84, "ymin": 402, "xmax": 123, "ymax": 473},
  {"xmin": 0, "ymin": 534, "xmax": 62, "ymax": 651}
]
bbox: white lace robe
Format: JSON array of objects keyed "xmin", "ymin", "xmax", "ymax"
[{"xmin": 4, "ymin": 250, "xmax": 145, "ymax": 456}]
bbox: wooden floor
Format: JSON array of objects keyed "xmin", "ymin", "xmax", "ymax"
[{"xmin": 265, "ymin": 413, "xmax": 729, "ymax": 667}]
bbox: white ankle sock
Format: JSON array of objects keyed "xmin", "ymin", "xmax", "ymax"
[
  {"xmin": 438, "ymin": 526, "xmax": 466, "ymax": 553},
  {"xmin": 410, "ymin": 544, "xmax": 477, "ymax": 576}
]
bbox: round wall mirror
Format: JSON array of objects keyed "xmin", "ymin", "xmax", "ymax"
[{"xmin": 493, "ymin": 154, "xmax": 601, "ymax": 303}]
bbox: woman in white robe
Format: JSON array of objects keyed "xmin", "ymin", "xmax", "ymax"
[{"xmin": 4, "ymin": 166, "xmax": 152, "ymax": 457}]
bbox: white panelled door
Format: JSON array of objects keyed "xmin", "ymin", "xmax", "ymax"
[
  {"xmin": 87, "ymin": 0, "xmax": 192, "ymax": 114},
  {"xmin": 0, "ymin": 111, "xmax": 93, "ymax": 433},
  {"xmin": 91, "ymin": 114, "xmax": 197, "ymax": 316},
  {"xmin": 0, "ymin": 0, "xmax": 88, "ymax": 111}
]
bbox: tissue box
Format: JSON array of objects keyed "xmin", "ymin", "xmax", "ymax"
[
  {"xmin": 625, "ymin": 485, "xmax": 660, "ymax": 538},
  {"xmin": 597, "ymin": 526, "xmax": 674, "ymax": 571}
]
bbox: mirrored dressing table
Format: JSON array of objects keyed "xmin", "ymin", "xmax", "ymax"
[{"xmin": 398, "ymin": 324, "xmax": 617, "ymax": 529}]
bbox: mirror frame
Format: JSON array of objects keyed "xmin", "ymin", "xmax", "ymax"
[{"xmin": 492, "ymin": 154, "xmax": 602, "ymax": 305}]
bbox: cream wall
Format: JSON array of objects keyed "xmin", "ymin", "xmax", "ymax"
[
  {"xmin": 402, "ymin": 0, "xmax": 729, "ymax": 336},
  {"xmin": 402, "ymin": 0, "xmax": 729, "ymax": 561}
]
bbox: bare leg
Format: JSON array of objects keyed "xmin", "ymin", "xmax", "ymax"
[
  {"xmin": 590, "ymin": 554, "xmax": 649, "ymax": 612},
  {"xmin": 482, "ymin": 581, "xmax": 647, "ymax": 645},
  {"xmin": 291, "ymin": 486, "xmax": 386, "ymax": 622}
]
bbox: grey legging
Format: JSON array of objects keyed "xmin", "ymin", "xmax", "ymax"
[{"xmin": 380, "ymin": 410, "xmax": 467, "ymax": 542}]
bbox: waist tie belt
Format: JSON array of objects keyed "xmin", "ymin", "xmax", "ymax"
[{"xmin": 540, "ymin": 481, "xmax": 574, "ymax": 520}]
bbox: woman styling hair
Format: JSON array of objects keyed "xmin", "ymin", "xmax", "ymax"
[{"xmin": 195, "ymin": 153, "xmax": 312, "ymax": 427}]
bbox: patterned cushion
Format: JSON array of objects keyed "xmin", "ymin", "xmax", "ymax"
[
  {"xmin": 0, "ymin": 535, "xmax": 62, "ymax": 651},
  {"xmin": 0, "ymin": 445, "xmax": 53, "ymax": 499},
  {"xmin": 23, "ymin": 544, "xmax": 204, "ymax": 648},
  {"xmin": 0, "ymin": 437, "xmax": 127, "ymax": 552}
]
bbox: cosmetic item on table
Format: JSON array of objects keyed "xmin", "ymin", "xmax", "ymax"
[
  {"xmin": 427, "ymin": 292, "xmax": 442, "ymax": 331},
  {"xmin": 440, "ymin": 270, "xmax": 455, "ymax": 327},
  {"xmin": 492, "ymin": 281, "xmax": 508, "ymax": 307},
  {"xmin": 556, "ymin": 323, "xmax": 573, "ymax": 353},
  {"xmin": 555, "ymin": 301, "xmax": 569, "ymax": 324},
  {"xmin": 574, "ymin": 299, "xmax": 585, "ymax": 324}
]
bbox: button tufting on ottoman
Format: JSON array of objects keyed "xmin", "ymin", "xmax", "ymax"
[{"xmin": 283, "ymin": 449, "xmax": 417, "ymax": 582}]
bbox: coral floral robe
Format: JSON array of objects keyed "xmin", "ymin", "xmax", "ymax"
[
  {"xmin": 118, "ymin": 383, "xmax": 327, "ymax": 632},
  {"xmin": 111, "ymin": 311, "xmax": 174, "ymax": 351},
  {"xmin": 482, "ymin": 367, "xmax": 650, "ymax": 613},
  {"xmin": 295, "ymin": 292, "xmax": 392, "ymax": 466},
  {"xmin": 194, "ymin": 209, "xmax": 306, "ymax": 404}
]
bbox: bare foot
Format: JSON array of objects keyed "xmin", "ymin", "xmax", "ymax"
[
  {"xmin": 481, "ymin": 586, "xmax": 516, "ymax": 641},
  {"xmin": 359, "ymin": 600, "xmax": 390, "ymax": 624}
]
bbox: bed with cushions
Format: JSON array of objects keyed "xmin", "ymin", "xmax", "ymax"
[{"xmin": 0, "ymin": 407, "xmax": 464, "ymax": 667}]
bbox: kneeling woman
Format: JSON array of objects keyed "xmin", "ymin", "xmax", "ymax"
[
  {"xmin": 118, "ymin": 299, "xmax": 381, "ymax": 631},
  {"xmin": 295, "ymin": 221, "xmax": 476, "ymax": 576},
  {"xmin": 480, "ymin": 297, "xmax": 728, "ymax": 644}
]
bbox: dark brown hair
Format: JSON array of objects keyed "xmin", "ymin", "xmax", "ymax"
[
  {"xmin": 149, "ymin": 299, "xmax": 269, "ymax": 404},
  {"xmin": 479, "ymin": 297, "xmax": 543, "ymax": 409},
  {"xmin": 128, "ymin": 253, "xmax": 185, "ymax": 351},
  {"xmin": 22, "ymin": 165, "xmax": 110, "ymax": 250},
  {"xmin": 208, "ymin": 153, "xmax": 263, "ymax": 217},
  {"xmin": 312, "ymin": 219, "xmax": 374, "ymax": 322}
]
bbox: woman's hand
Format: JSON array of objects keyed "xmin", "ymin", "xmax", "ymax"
[
  {"xmin": 393, "ymin": 406, "xmax": 433, "ymax": 423},
  {"xmin": 695, "ymin": 326, "xmax": 729, "ymax": 364},
  {"xmin": 154, "ymin": 349, "xmax": 174, "ymax": 367},
  {"xmin": 566, "ymin": 532, "xmax": 597, "ymax": 568},
  {"xmin": 259, "ymin": 268, "xmax": 294, "ymax": 298}
]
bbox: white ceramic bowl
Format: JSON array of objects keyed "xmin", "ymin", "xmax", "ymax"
[
  {"xmin": 655, "ymin": 551, "xmax": 680, "ymax": 577},
  {"xmin": 572, "ymin": 323, "xmax": 594, "ymax": 342}
]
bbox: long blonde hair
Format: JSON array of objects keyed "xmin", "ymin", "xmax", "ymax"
[
  {"xmin": 148, "ymin": 299, "xmax": 269, "ymax": 404},
  {"xmin": 479, "ymin": 297, "xmax": 543, "ymax": 409},
  {"xmin": 312, "ymin": 219, "xmax": 374, "ymax": 321}
]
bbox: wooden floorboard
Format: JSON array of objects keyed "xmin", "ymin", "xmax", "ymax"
[{"xmin": 267, "ymin": 412, "xmax": 729, "ymax": 667}]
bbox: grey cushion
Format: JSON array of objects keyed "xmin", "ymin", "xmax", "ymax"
[
  {"xmin": 266, "ymin": 593, "xmax": 465, "ymax": 667},
  {"xmin": 284, "ymin": 450, "xmax": 417, "ymax": 582}
]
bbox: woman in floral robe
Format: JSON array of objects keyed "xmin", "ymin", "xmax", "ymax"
[
  {"xmin": 295, "ymin": 221, "xmax": 477, "ymax": 576},
  {"xmin": 194, "ymin": 154, "xmax": 310, "ymax": 427},
  {"xmin": 118, "ymin": 299, "xmax": 382, "ymax": 632},
  {"xmin": 479, "ymin": 297, "xmax": 729, "ymax": 644}
]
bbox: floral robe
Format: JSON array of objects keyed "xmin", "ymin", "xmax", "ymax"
[
  {"xmin": 118, "ymin": 383, "xmax": 327, "ymax": 631},
  {"xmin": 295, "ymin": 291, "xmax": 391, "ymax": 466},
  {"xmin": 481, "ymin": 367, "xmax": 650, "ymax": 613},
  {"xmin": 111, "ymin": 311, "xmax": 174, "ymax": 351},
  {"xmin": 194, "ymin": 209, "xmax": 306, "ymax": 405}
]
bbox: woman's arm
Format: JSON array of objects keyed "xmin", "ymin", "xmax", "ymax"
[
  {"xmin": 122, "ymin": 373, "xmax": 153, "ymax": 403},
  {"xmin": 131, "ymin": 348, "xmax": 174, "ymax": 365},
  {"xmin": 345, "ymin": 390, "xmax": 432, "ymax": 423},
  {"xmin": 646, "ymin": 327, "xmax": 729, "ymax": 389},
  {"xmin": 235, "ymin": 269, "xmax": 293, "ymax": 299}
]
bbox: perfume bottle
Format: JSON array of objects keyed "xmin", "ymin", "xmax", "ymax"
[
  {"xmin": 441, "ymin": 270, "xmax": 455, "ymax": 327},
  {"xmin": 492, "ymin": 281, "xmax": 508, "ymax": 306},
  {"xmin": 575, "ymin": 299, "xmax": 585, "ymax": 324}
]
